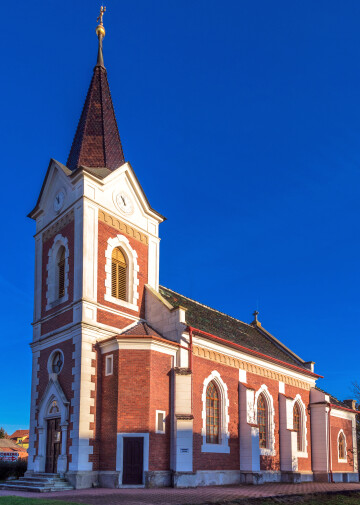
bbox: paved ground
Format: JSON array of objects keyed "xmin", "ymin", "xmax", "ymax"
[{"xmin": 1, "ymin": 482, "xmax": 360, "ymax": 505}]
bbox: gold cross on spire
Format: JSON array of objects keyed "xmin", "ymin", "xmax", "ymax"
[{"xmin": 97, "ymin": 5, "xmax": 106, "ymax": 25}]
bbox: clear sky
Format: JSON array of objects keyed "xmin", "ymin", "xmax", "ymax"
[{"xmin": 1, "ymin": 0, "xmax": 360, "ymax": 433}]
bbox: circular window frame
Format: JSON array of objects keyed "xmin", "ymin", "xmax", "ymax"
[{"xmin": 47, "ymin": 349, "xmax": 64, "ymax": 375}]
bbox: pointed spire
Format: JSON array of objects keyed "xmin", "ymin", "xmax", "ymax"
[{"xmin": 67, "ymin": 7, "xmax": 125, "ymax": 171}]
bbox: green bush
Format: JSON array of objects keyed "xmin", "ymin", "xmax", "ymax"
[{"xmin": 0, "ymin": 459, "xmax": 27, "ymax": 481}]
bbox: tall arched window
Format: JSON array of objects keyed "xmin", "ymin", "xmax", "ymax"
[
  {"xmin": 257, "ymin": 393, "xmax": 267, "ymax": 449},
  {"xmin": 206, "ymin": 381, "xmax": 219, "ymax": 444},
  {"xmin": 293, "ymin": 402, "xmax": 301, "ymax": 451},
  {"xmin": 57, "ymin": 246, "xmax": 65, "ymax": 299},
  {"xmin": 111, "ymin": 247, "xmax": 127, "ymax": 301},
  {"xmin": 339, "ymin": 431, "xmax": 346, "ymax": 460}
]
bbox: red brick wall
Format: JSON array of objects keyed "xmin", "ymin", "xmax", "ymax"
[
  {"xmin": 99, "ymin": 350, "xmax": 119, "ymax": 471},
  {"xmin": 285, "ymin": 384, "xmax": 312, "ymax": 472},
  {"xmin": 330, "ymin": 415, "xmax": 354, "ymax": 472},
  {"xmin": 41, "ymin": 309, "xmax": 73, "ymax": 336},
  {"xmin": 97, "ymin": 219, "xmax": 148, "ymax": 322},
  {"xmin": 41, "ymin": 220, "xmax": 74, "ymax": 318},
  {"xmin": 35, "ymin": 339, "xmax": 75, "ymax": 466},
  {"xmin": 97, "ymin": 310, "xmax": 134, "ymax": 330},
  {"xmin": 192, "ymin": 355, "xmax": 240, "ymax": 472},
  {"xmin": 149, "ymin": 352, "xmax": 172, "ymax": 471}
]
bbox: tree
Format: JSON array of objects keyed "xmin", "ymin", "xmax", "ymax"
[{"xmin": 0, "ymin": 427, "xmax": 8, "ymax": 439}]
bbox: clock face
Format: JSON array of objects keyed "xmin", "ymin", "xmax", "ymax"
[
  {"xmin": 116, "ymin": 192, "xmax": 134, "ymax": 214},
  {"xmin": 54, "ymin": 191, "xmax": 65, "ymax": 212}
]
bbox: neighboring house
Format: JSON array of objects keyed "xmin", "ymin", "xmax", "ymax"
[
  {"xmin": 25, "ymin": 13, "xmax": 359, "ymax": 490},
  {"xmin": 9, "ymin": 430, "xmax": 30, "ymax": 450},
  {"xmin": 0, "ymin": 439, "xmax": 28, "ymax": 461}
]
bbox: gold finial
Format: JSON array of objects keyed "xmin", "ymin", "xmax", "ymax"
[{"xmin": 96, "ymin": 6, "xmax": 106, "ymax": 39}]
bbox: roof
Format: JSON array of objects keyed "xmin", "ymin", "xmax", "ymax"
[
  {"xmin": 66, "ymin": 40, "xmax": 125, "ymax": 171},
  {"xmin": 9, "ymin": 430, "xmax": 29, "ymax": 439},
  {"xmin": 121, "ymin": 322, "xmax": 164, "ymax": 339},
  {"xmin": 0, "ymin": 439, "xmax": 27, "ymax": 452},
  {"xmin": 315, "ymin": 387, "xmax": 354, "ymax": 410},
  {"xmin": 159, "ymin": 286, "xmax": 310, "ymax": 371}
]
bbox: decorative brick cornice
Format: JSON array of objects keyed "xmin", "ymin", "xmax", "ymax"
[
  {"xmin": 43, "ymin": 210, "xmax": 74, "ymax": 242},
  {"xmin": 99, "ymin": 210, "xmax": 148, "ymax": 245},
  {"xmin": 175, "ymin": 414, "xmax": 194, "ymax": 420},
  {"xmin": 193, "ymin": 345, "xmax": 311, "ymax": 391}
]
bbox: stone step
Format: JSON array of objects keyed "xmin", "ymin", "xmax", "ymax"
[
  {"xmin": 0, "ymin": 483, "xmax": 74, "ymax": 493},
  {"xmin": 0, "ymin": 475, "xmax": 74, "ymax": 493}
]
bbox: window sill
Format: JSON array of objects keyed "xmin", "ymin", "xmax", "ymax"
[
  {"xmin": 260, "ymin": 448, "xmax": 276, "ymax": 456},
  {"xmin": 46, "ymin": 295, "xmax": 68, "ymax": 312},
  {"xmin": 338, "ymin": 458, "xmax": 347, "ymax": 463},
  {"xmin": 104, "ymin": 294, "xmax": 139, "ymax": 312},
  {"xmin": 201, "ymin": 442, "xmax": 230, "ymax": 454},
  {"xmin": 297, "ymin": 451, "xmax": 308, "ymax": 458}
]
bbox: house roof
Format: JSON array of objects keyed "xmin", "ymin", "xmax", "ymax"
[
  {"xmin": 0, "ymin": 439, "xmax": 27, "ymax": 452},
  {"xmin": 9, "ymin": 430, "xmax": 29, "ymax": 440},
  {"xmin": 159, "ymin": 286, "xmax": 311, "ymax": 371},
  {"xmin": 121, "ymin": 322, "xmax": 164, "ymax": 339},
  {"xmin": 315, "ymin": 387, "xmax": 354, "ymax": 410}
]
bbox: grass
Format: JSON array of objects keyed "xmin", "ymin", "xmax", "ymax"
[{"xmin": 0, "ymin": 498, "xmax": 85, "ymax": 505}]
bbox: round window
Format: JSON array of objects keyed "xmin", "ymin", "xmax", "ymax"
[{"xmin": 51, "ymin": 351, "xmax": 63, "ymax": 374}]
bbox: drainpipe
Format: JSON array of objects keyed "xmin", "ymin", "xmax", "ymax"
[
  {"xmin": 188, "ymin": 327, "xmax": 193, "ymax": 372},
  {"xmin": 328, "ymin": 403, "xmax": 334, "ymax": 483}
]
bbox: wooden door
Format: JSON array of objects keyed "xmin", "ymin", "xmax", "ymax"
[
  {"xmin": 122, "ymin": 437, "xmax": 144, "ymax": 485},
  {"xmin": 45, "ymin": 418, "xmax": 61, "ymax": 473}
]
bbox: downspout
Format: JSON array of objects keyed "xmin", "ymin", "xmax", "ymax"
[
  {"xmin": 328, "ymin": 404, "xmax": 334, "ymax": 483},
  {"xmin": 188, "ymin": 327, "xmax": 193, "ymax": 372}
]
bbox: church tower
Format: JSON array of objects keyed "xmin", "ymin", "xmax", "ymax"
[{"xmin": 27, "ymin": 10, "xmax": 165, "ymax": 488}]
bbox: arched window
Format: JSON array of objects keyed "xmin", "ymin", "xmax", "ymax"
[
  {"xmin": 206, "ymin": 381, "xmax": 219, "ymax": 444},
  {"xmin": 339, "ymin": 431, "xmax": 346, "ymax": 460},
  {"xmin": 257, "ymin": 393, "xmax": 267, "ymax": 449},
  {"xmin": 293, "ymin": 402, "xmax": 301, "ymax": 451},
  {"xmin": 111, "ymin": 247, "xmax": 127, "ymax": 301},
  {"xmin": 58, "ymin": 247, "xmax": 65, "ymax": 299}
]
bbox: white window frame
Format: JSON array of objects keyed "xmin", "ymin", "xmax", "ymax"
[
  {"xmin": 46, "ymin": 234, "xmax": 70, "ymax": 310},
  {"xmin": 254, "ymin": 384, "xmax": 276, "ymax": 456},
  {"xmin": 47, "ymin": 349, "xmax": 64, "ymax": 376},
  {"xmin": 155, "ymin": 410, "xmax": 166, "ymax": 434},
  {"xmin": 104, "ymin": 235, "xmax": 139, "ymax": 312},
  {"xmin": 338, "ymin": 429, "xmax": 347, "ymax": 462},
  {"xmin": 292, "ymin": 394, "xmax": 308, "ymax": 457},
  {"xmin": 201, "ymin": 370, "xmax": 230, "ymax": 453},
  {"xmin": 105, "ymin": 354, "xmax": 113, "ymax": 376}
]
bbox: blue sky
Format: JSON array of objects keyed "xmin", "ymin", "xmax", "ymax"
[{"xmin": 1, "ymin": 0, "xmax": 360, "ymax": 433}]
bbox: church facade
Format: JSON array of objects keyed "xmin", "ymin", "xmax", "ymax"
[{"xmin": 26, "ymin": 16, "xmax": 359, "ymax": 489}]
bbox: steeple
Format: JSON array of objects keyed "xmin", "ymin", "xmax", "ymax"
[{"xmin": 67, "ymin": 7, "xmax": 125, "ymax": 171}]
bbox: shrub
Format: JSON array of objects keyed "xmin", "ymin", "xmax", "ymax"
[{"xmin": 0, "ymin": 458, "xmax": 27, "ymax": 481}]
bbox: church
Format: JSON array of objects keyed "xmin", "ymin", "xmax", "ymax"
[{"xmin": 24, "ymin": 11, "xmax": 358, "ymax": 489}]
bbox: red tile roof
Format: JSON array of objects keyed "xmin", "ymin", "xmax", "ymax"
[
  {"xmin": 121, "ymin": 322, "xmax": 164, "ymax": 339},
  {"xmin": 9, "ymin": 430, "xmax": 29, "ymax": 439}
]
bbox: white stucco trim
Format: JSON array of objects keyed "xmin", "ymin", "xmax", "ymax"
[
  {"xmin": 104, "ymin": 234, "xmax": 139, "ymax": 312},
  {"xmin": 105, "ymin": 354, "xmax": 113, "ymax": 376},
  {"xmin": 46, "ymin": 234, "xmax": 70, "ymax": 310},
  {"xmin": 337, "ymin": 429, "xmax": 347, "ymax": 463},
  {"xmin": 155, "ymin": 410, "xmax": 166, "ymax": 434},
  {"xmin": 254, "ymin": 384, "xmax": 276, "ymax": 456},
  {"xmin": 201, "ymin": 370, "xmax": 230, "ymax": 453},
  {"xmin": 47, "ymin": 348, "xmax": 65, "ymax": 376},
  {"xmin": 116, "ymin": 433, "xmax": 149, "ymax": 487},
  {"xmin": 293, "ymin": 394, "xmax": 308, "ymax": 457}
]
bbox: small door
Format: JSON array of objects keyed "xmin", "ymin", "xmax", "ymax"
[
  {"xmin": 122, "ymin": 437, "xmax": 144, "ymax": 485},
  {"xmin": 45, "ymin": 418, "xmax": 61, "ymax": 473}
]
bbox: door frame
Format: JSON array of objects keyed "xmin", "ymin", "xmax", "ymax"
[
  {"xmin": 116, "ymin": 433, "xmax": 149, "ymax": 487},
  {"xmin": 45, "ymin": 417, "xmax": 62, "ymax": 473}
]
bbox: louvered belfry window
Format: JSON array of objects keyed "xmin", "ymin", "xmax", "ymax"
[
  {"xmin": 293, "ymin": 403, "xmax": 301, "ymax": 451},
  {"xmin": 206, "ymin": 381, "xmax": 219, "ymax": 444},
  {"xmin": 257, "ymin": 393, "xmax": 267, "ymax": 449},
  {"xmin": 58, "ymin": 247, "xmax": 65, "ymax": 298},
  {"xmin": 339, "ymin": 432, "xmax": 346, "ymax": 459},
  {"xmin": 111, "ymin": 247, "xmax": 127, "ymax": 301}
]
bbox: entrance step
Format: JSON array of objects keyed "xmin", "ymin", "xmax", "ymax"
[{"xmin": 0, "ymin": 473, "xmax": 74, "ymax": 493}]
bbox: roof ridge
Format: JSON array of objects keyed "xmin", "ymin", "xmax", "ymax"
[{"xmin": 159, "ymin": 285, "xmax": 253, "ymax": 330}]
